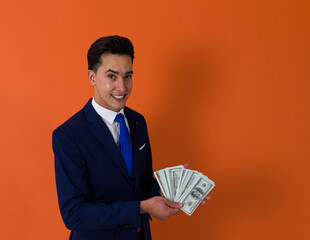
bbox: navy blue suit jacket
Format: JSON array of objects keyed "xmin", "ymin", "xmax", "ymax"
[{"xmin": 52, "ymin": 99, "xmax": 159, "ymax": 240}]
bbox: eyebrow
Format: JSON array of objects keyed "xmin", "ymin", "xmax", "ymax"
[{"xmin": 105, "ymin": 69, "xmax": 133, "ymax": 75}]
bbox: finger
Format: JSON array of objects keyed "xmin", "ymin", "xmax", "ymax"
[
  {"xmin": 201, "ymin": 200, "xmax": 206, "ymax": 205},
  {"xmin": 166, "ymin": 200, "xmax": 182, "ymax": 209},
  {"xmin": 170, "ymin": 203, "xmax": 182, "ymax": 209},
  {"xmin": 183, "ymin": 163, "xmax": 189, "ymax": 169},
  {"xmin": 169, "ymin": 208, "xmax": 180, "ymax": 215},
  {"xmin": 205, "ymin": 196, "xmax": 211, "ymax": 200}
]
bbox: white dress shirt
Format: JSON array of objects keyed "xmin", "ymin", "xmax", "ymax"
[{"xmin": 91, "ymin": 98, "xmax": 130, "ymax": 148}]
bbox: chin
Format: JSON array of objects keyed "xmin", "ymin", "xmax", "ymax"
[{"xmin": 112, "ymin": 105, "xmax": 125, "ymax": 112}]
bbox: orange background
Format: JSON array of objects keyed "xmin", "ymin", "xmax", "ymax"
[{"xmin": 0, "ymin": 0, "xmax": 309, "ymax": 239}]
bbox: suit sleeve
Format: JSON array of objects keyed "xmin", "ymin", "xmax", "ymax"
[
  {"xmin": 52, "ymin": 128, "xmax": 141, "ymax": 231},
  {"xmin": 142, "ymin": 117, "xmax": 160, "ymax": 198}
]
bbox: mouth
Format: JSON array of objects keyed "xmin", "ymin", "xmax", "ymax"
[{"xmin": 111, "ymin": 94, "xmax": 126, "ymax": 101}]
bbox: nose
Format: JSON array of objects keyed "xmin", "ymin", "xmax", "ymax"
[{"xmin": 115, "ymin": 78, "xmax": 126, "ymax": 92}]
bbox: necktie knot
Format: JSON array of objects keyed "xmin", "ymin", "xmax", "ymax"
[{"xmin": 115, "ymin": 113, "xmax": 125, "ymax": 124}]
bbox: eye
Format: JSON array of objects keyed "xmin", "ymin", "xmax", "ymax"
[
  {"xmin": 124, "ymin": 75, "xmax": 132, "ymax": 80},
  {"xmin": 107, "ymin": 74, "xmax": 116, "ymax": 80}
]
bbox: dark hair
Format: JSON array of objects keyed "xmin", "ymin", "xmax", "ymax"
[{"xmin": 87, "ymin": 35, "xmax": 135, "ymax": 72}]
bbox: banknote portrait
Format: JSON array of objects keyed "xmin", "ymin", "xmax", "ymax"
[{"xmin": 191, "ymin": 187, "xmax": 204, "ymax": 200}]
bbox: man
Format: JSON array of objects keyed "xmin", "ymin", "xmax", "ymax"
[{"xmin": 52, "ymin": 36, "xmax": 182, "ymax": 240}]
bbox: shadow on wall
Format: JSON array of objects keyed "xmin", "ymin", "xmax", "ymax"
[
  {"xmin": 150, "ymin": 44, "xmax": 221, "ymax": 238},
  {"xmin": 206, "ymin": 167, "xmax": 281, "ymax": 239},
  {"xmin": 150, "ymin": 44, "xmax": 280, "ymax": 239},
  {"xmin": 151, "ymin": 44, "xmax": 221, "ymax": 167}
]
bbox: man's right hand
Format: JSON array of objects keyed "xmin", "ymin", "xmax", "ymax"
[{"xmin": 140, "ymin": 196, "xmax": 182, "ymax": 220}]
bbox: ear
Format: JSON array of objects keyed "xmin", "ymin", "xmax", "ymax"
[{"xmin": 88, "ymin": 70, "xmax": 96, "ymax": 86}]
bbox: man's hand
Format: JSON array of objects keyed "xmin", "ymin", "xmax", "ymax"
[{"xmin": 140, "ymin": 196, "xmax": 182, "ymax": 220}]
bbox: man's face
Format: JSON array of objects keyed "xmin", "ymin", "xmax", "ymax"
[{"xmin": 88, "ymin": 53, "xmax": 133, "ymax": 112}]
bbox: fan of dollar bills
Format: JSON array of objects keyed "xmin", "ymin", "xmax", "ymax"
[{"xmin": 154, "ymin": 165, "xmax": 215, "ymax": 215}]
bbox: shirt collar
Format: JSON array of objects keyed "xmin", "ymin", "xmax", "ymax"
[{"xmin": 91, "ymin": 98, "xmax": 125, "ymax": 124}]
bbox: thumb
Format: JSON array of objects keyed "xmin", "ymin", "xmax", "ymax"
[{"xmin": 166, "ymin": 200, "xmax": 182, "ymax": 209}]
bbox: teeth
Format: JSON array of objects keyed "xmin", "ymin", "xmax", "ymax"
[{"xmin": 112, "ymin": 95, "xmax": 124, "ymax": 99}]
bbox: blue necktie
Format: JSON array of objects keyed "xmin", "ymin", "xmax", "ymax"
[{"xmin": 114, "ymin": 113, "xmax": 133, "ymax": 177}]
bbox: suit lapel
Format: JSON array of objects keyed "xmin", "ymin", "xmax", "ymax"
[{"xmin": 83, "ymin": 100, "xmax": 133, "ymax": 187}]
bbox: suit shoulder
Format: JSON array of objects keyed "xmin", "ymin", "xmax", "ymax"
[
  {"xmin": 125, "ymin": 106, "xmax": 145, "ymax": 120},
  {"xmin": 53, "ymin": 108, "xmax": 87, "ymax": 135}
]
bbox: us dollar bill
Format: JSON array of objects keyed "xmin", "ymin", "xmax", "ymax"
[
  {"xmin": 180, "ymin": 175, "xmax": 215, "ymax": 215},
  {"xmin": 155, "ymin": 165, "xmax": 215, "ymax": 215},
  {"xmin": 163, "ymin": 169, "xmax": 173, "ymax": 200},
  {"xmin": 154, "ymin": 170, "xmax": 170, "ymax": 199},
  {"xmin": 165, "ymin": 165, "xmax": 184, "ymax": 200},
  {"xmin": 175, "ymin": 170, "xmax": 202, "ymax": 202},
  {"xmin": 174, "ymin": 169, "xmax": 190, "ymax": 201}
]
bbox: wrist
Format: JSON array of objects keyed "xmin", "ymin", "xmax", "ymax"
[{"xmin": 140, "ymin": 200, "xmax": 148, "ymax": 214}]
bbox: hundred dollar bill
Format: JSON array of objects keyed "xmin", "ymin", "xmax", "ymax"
[
  {"xmin": 180, "ymin": 175, "xmax": 215, "ymax": 215},
  {"xmin": 163, "ymin": 169, "xmax": 173, "ymax": 200},
  {"xmin": 175, "ymin": 170, "xmax": 202, "ymax": 202},
  {"xmin": 165, "ymin": 165, "xmax": 184, "ymax": 201},
  {"xmin": 172, "ymin": 167, "xmax": 183, "ymax": 200},
  {"xmin": 174, "ymin": 169, "xmax": 191, "ymax": 201},
  {"xmin": 178, "ymin": 169, "xmax": 188, "ymax": 189},
  {"xmin": 154, "ymin": 170, "xmax": 170, "ymax": 199}
]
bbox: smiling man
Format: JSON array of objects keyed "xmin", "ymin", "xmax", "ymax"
[
  {"xmin": 52, "ymin": 36, "xmax": 182, "ymax": 240},
  {"xmin": 89, "ymin": 53, "xmax": 133, "ymax": 112}
]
